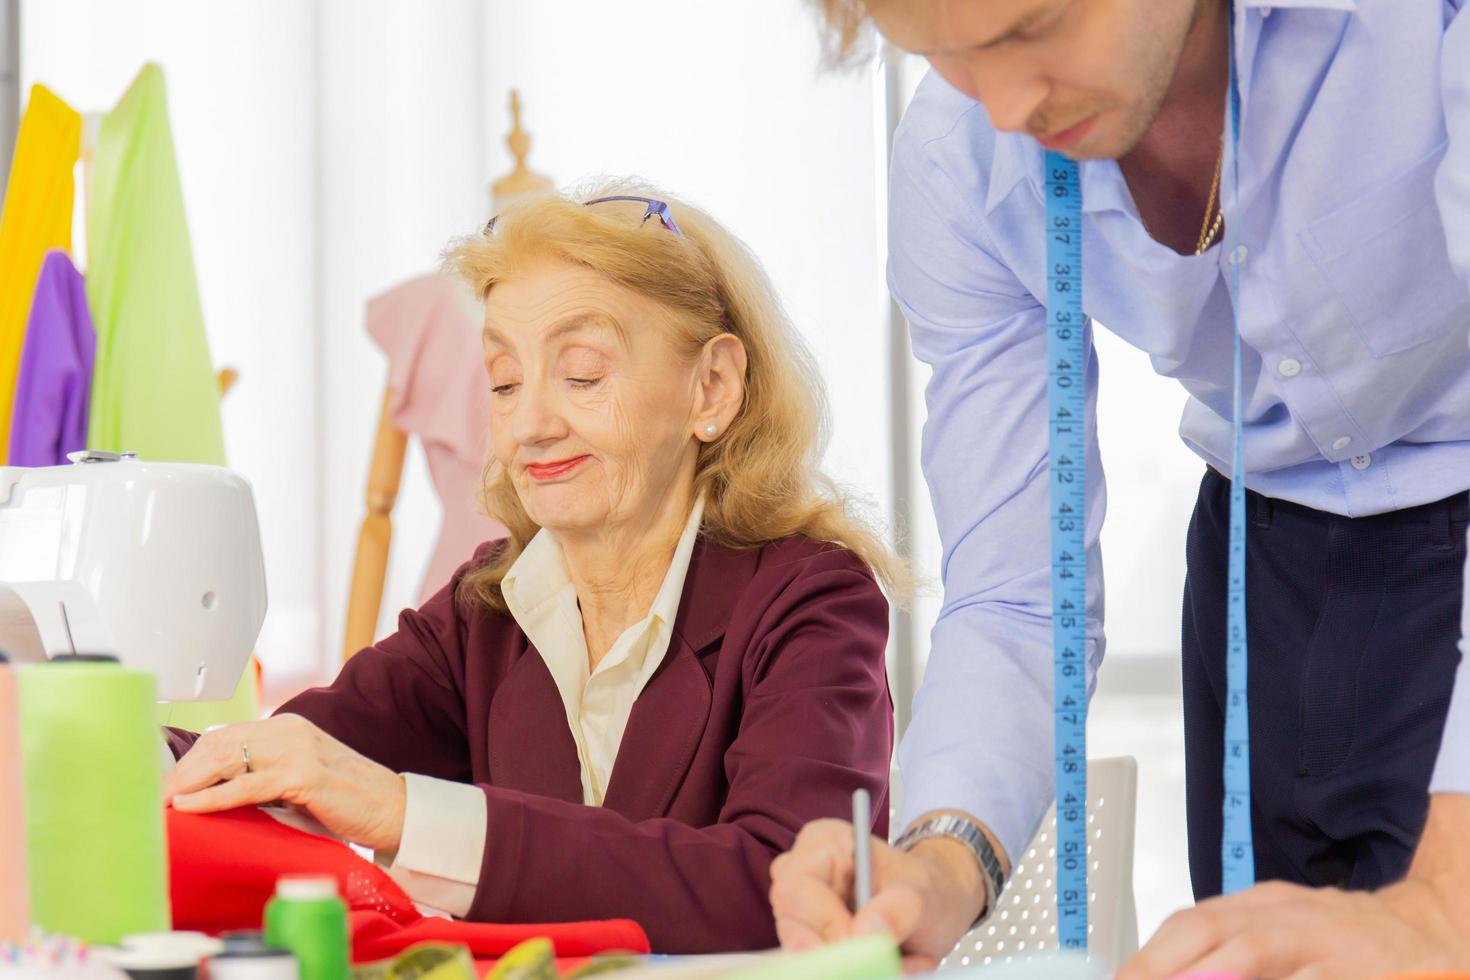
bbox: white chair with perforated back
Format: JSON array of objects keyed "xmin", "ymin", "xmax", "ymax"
[{"xmin": 940, "ymin": 756, "xmax": 1140, "ymax": 973}]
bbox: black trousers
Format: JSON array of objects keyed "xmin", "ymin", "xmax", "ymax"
[{"xmin": 1182, "ymin": 468, "xmax": 1468, "ymax": 899}]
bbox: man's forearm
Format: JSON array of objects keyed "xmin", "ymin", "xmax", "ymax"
[
  {"xmin": 905, "ymin": 809, "xmax": 1012, "ymax": 927},
  {"xmin": 1359, "ymin": 792, "xmax": 1470, "ymax": 970},
  {"xmin": 1406, "ymin": 793, "xmax": 1470, "ymax": 906}
]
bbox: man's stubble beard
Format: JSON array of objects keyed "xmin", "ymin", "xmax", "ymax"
[{"xmin": 1090, "ymin": 0, "xmax": 1213, "ymax": 159}]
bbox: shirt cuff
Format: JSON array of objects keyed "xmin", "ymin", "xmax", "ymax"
[
  {"xmin": 380, "ymin": 772, "xmax": 487, "ymax": 918},
  {"xmin": 898, "ymin": 745, "xmax": 1051, "ymax": 872}
]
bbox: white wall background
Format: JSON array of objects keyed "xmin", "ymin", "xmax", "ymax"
[{"xmin": 19, "ymin": 0, "xmax": 1200, "ymax": 939}]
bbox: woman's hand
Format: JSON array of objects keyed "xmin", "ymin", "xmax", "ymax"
[{"xmin": 162, "ymin": 714, "xmax": 407, "ymax": 854}]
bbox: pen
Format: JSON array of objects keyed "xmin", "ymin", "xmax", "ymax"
[{"xmin": 852, "ymin": 787, "xmax": 872, "ymax": 911}]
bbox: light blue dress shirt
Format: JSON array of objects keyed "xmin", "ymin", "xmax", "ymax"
[{"xmin": 892, "ymin": 0, "xmax": 1470, "ymax": 865}]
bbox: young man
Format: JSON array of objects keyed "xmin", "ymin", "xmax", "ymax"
[{"xmin": 769, "ymin": 1, "xmax": 1470, "ymax": 976}]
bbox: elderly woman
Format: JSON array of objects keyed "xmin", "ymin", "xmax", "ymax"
[{"xmin": 162, "ymin": 183, "xmax": 901, "ymax": 953}]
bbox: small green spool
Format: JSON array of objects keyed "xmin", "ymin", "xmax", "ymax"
[{"xmin": 264, "ymin": 876, "xmax": 349, "ymax": 980}]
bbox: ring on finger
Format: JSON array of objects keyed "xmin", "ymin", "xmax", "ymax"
[{"xmin": 241, "ymin": 742, "xmax": 252, "ymax": 775}]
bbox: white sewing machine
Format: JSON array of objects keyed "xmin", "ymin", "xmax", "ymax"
[{"xmin": 0, "ymin": 451, "xmax": 267, "ymax": 701}]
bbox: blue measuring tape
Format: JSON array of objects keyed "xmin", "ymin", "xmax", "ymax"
[
  {"xmin": 1220, "ymin": 11, "xmax": 1255, "ymax": 896},
  {"xmin": 1043, "ymin": 14, "xmax": 1254, "ymax": 948},
  {"xmin": 1043, "ymin": 150, "xmax": 1088, "ymax": 952}
]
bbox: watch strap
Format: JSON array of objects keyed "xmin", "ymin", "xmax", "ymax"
[{"xmin": 895, "ymin": 814, "xmax": 1007, "ymax": 924}]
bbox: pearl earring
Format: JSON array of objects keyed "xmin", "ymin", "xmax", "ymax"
[{"xmin": 704, "ymin": 423, "xmax": 718, "ymax": 438}]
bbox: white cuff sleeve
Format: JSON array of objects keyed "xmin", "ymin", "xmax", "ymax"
[{"xmin": 380, "ymin": 772, "xmax": 487, "ymax": 918}]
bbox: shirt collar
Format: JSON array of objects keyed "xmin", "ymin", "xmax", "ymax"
[
  {"xmin": 985, "ymin": 129, "xmax": 1036, "ymax": 216},
  {"xmin": 645, "ymin": 494, "xmax": 705, "ymax": 632},
  {"xmin": 501, "ymin": 518, "xmax": 572, "ymax": 625},
  {"xmin": 985, "ymin": 132, "xmax": 1135, "ymax": 219},
  {"xmin": 501, "ymin": 494, "xmax": 706, "ymax": 641}
]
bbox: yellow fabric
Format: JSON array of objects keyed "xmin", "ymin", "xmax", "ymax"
[
  {"xmin": 0, "ymin": 85, "xmax": 80, "ymax": 464},
  {"xmin": 500, "ymin": 497, "xmax": 704, "ymax": 806}
]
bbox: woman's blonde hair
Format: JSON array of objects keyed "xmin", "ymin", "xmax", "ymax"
[{"xmin": 443, "ymin": 178, "xmax": 909, "ymax": 614}]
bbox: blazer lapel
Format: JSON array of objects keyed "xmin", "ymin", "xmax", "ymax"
[
  {"xmin": 601, "ymin": 634, "xmax": 712, "ymax": 820},
  {"xmin": 487, "ymin": 645, "xmax": 584, "ymax": 804},
  {"xmin": 600, "ymin": 537, "xmax": 761, "ymax": 820}
]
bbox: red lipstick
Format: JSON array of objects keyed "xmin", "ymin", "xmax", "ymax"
[{"xmin": 525, "ymin": 456, "xmax": 589, "ymax": 481}]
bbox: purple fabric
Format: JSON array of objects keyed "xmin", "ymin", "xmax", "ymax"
[{"xmin": 9, "ymin": 250, "xmax": 95, "ymax": 466}]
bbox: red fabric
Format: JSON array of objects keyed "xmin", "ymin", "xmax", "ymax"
[
  {"xmin": 286, "ymin": 539, "xmax": 890, "ymax": 953},
  {"xmin": 166, "ymin": 807, "xmax": 649, "ymax": 961},
  {"xmin": 168, "ymin": 535, "xmax": 892, "ymax": 953}
]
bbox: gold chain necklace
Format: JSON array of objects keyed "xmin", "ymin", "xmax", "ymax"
[{"xmin": 1195, "ymin": 140, "xmax": 1225, "ymax": 254}]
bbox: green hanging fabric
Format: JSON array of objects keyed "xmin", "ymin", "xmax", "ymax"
[
  {"xmin": 86, "ymin": 64, "xmax": 257, "ymax": 727},
  {"xmin": 85, "ymin": 63, "xmax": 225, "ymax": 465}
]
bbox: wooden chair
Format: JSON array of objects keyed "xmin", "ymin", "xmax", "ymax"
[{"xmin": 342, "ymin": 392, "xmax": 408, "ymax": 661}]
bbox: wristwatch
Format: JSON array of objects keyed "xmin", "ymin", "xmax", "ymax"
[{"xmin": 895, "ymin": 814, "xmax": 1007, "ymax": 924}]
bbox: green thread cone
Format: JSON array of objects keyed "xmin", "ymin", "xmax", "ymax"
[{"xmin": 19, "ymin": 655, "xmax": 169, "ymax": 943}]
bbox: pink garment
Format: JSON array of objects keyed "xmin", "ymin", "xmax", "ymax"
[{"xmin": 366, "ymin": 273, "xmax": 505, "ymax": 601}]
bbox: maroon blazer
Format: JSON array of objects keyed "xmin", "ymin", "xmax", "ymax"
[{"xmin": 240, "ymin": 535, "xmax": 889, "ymax": 953}]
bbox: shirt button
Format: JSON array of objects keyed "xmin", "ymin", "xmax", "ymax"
[
  {"xmin": 1332, "ymin": 436, "xmax": 1352, "ymax": 451},
  {"xmin": 1277, "ymin": 358, "xmax": 1301, "ymax": 378},
  {"xmin": 1351, "ymin": 454, "xmax": 1372, "ymax": 471},
  {"xmin": 1230, "ymin": 245, "xmax": 1249, "ymax": 265}
]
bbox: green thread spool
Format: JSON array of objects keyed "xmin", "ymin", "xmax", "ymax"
[
  {"xmin": 264, "ymin": 877, "xmax": 349, "ymax": 980},
  {"xmin": 18, "ymin": 653, "xmax": 170, "ymax": 944}
]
